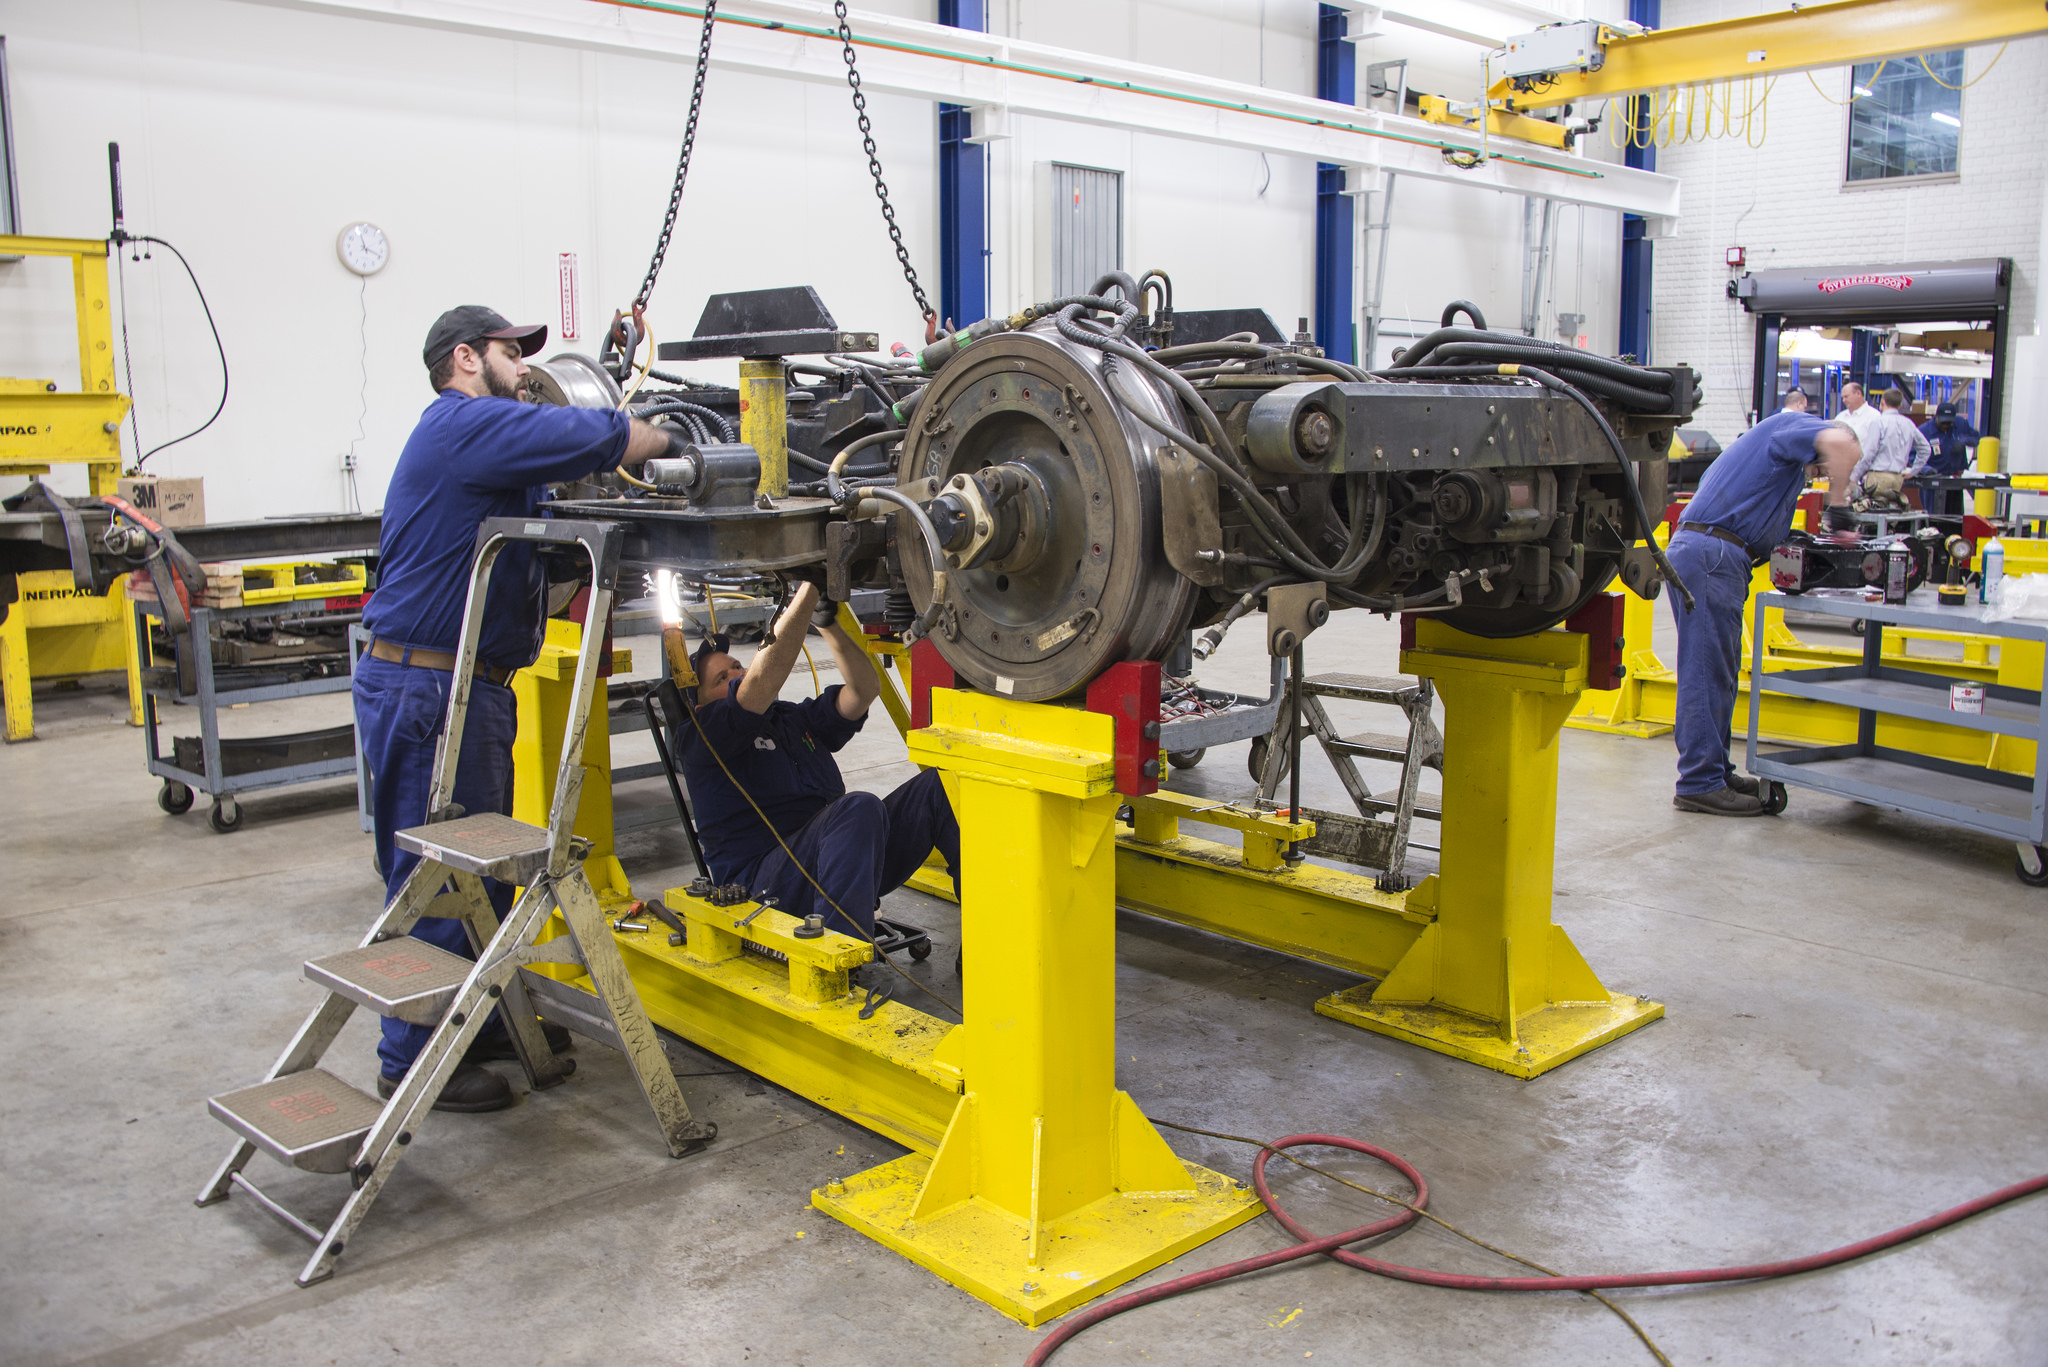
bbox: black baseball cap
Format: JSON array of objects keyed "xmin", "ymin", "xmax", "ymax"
[
  {"xmin": 1935, "ymin": 402, "xmax": 1959, "ymax": 418},
  {"xmin": 690, "ymin": 633, "xmax": 733, "ymax": 694},
  {"xmin": 422, "ymin": 305, "xmax": 547, "ymax": 369}
]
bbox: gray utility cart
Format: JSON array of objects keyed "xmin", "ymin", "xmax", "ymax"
[
  {"xmin": 1747, "ymin": 588, "xmax": 2048, "ymax": 885},
  {"xmin": 138, "ymin": 598, "xmax": 357, "ymax": 833}
]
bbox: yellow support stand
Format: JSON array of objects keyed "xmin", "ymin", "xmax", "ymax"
[
  {"xmin": 511, "ymin": 618, "xmax": 633, "ymax": 904},
  {"xmin": 0, "ymin": 570, "xmax": 143, "ymax": 741},
  {"xmin": 813, "ymin": 687, "xmax": 1260, "ymax": 1325},
  {"xmin": 1317, "ymin": 620, "xmax": 1663, "ymax": 1078},
  {"xmin": 1975, "ymin": 437, "xmax": 2001, "ymax": 522},
  {"xmin": 0, "ymin": 236, "xmax": 132, "ymax": 496}
]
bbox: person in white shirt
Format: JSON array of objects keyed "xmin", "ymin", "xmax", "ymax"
[
  {"xmin": 1833, "ymin": 381, "xmax": 1881, "ymax": 458},
  {"xmin": 1847, "ymin": 388, "xmax": 1933, "ymax": 507}
]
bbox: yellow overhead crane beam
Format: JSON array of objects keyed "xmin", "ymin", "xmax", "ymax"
[{"xmin": 1488, "ymin": 0, "xmax": 2048, "ymax": 114}]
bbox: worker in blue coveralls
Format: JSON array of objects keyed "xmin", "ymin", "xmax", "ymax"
[
  {"xmin": 680, "ymin": 578, "xmax": 959, "ymax": 946},
  {"xmin": 1917, "ymin": 401, "xmax": 1981, "ymax": 516},
  {"xmin": 356, "ymin": 305, "xmax": 689, "ymax": 1113},
  {"xmin": 1666, "ymin": 412, "xmax": 1862, "ymax": 816}
]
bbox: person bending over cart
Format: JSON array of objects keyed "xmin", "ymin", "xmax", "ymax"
[{"xmin": 1665, "ymin": 412, "xmax": 1861, "ymax": 816}]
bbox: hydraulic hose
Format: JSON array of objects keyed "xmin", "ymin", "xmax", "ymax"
[
  {"xmin": 1054, "ymin": 302, "xmax": 1242, "ymax": 466},
  {"xmin": 631, "ymin": 398, "xmax": 737, "ymax": 441},
  {"xmin": 1402, "ymin": 341, "xmax": 1680, "ymax": 410},
  {"xmin": 822, "ymin": 428, "xmax": 903, "ymax": 499},
  {"xmin": 859, "ymin": 484, "xmax": 951, "ymax": 642},
  {"xmin": 1025, "ymin": 1131, "xmax": 2048, "ymax": 1367},
  {"xmin": 1440, "ymin": 299, "xmax": 1488, "ymax": 329}
]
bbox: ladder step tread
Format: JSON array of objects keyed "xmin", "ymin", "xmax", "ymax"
[
  {"xmin": 305, "ymin": 940, "xmax": 473, "ymax": 1025},
  {"xmin": 395, "ymin": 812, "xmax": 552, "ymax": 881},
  {"xmin": 1360, "ymin": 791, "xmax": 1443, "ymax": 816},
  {"xmin": 208, "ymin": 1069, "xmax": 382, "ymax": 1174},
  {"xmin": 1329, "ymin": 730, "xmax": 1426, "ymax": 761},
  {"xmin": 1304, "ymin": 672, "xmax": 1420, "ymax": 704}
]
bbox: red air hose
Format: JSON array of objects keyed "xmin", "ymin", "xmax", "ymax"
[{"xmin": 1025, "ymin": 1132, "xmax": 2048, "ymax": 1366}]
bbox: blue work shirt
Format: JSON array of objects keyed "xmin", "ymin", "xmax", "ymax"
[
  {"xmin": 681, "ymin": 681, "xmax": 867, "ymax": 883},
  {"xmin": 363, "ymin": 389, "xmax": 630, "ymax": 670},
  {"xmin": 1917, "ymin": 416, "xmax": 1980, "ymax": 478},
  {"xmin": 1681, "ymin": 411, "xmax": 1834, "ymax": 559}
]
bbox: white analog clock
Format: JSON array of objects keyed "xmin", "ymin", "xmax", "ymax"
[{"xmin": 336, "ymin": 221, "xmax": 389, "ymax": 275}]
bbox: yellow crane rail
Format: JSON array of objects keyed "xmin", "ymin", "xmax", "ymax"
[{"xmin": 1490, "ymin": 0, "xmax": 2047, "ymax": 112}]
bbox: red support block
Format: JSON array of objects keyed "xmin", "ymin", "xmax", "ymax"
[
  {"xmin": 1085, "ymin": 659, "xmax": 1162, "ymax": 796},
  {"xmin": 1564, "ymin": 592, "xmax": 1626, "ymax": 689},
  {"xmin": 908, "ymin": 637, "xmax": 955, "ymax": 731}
]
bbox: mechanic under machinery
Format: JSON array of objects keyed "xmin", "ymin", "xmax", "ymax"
[{"xmin": 531, "ymin": 277, "xmax": 1699, "ymax": 694}]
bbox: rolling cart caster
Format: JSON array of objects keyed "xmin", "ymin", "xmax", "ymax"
[
  {"xmin": 1247, "ymin": 736, "xmax": 1290, "ymax": 783},
  {"xmin": 208, "ymin": 797, "xmax": 244, "ymax": 833},
  {"xmin": 157, "ymin": 780, "xmax": 194, "ymax": 816},
  {"xmin": 2016, "ymin": 844, "xmax": 2048, "ymax": 888},
  {"xmin": 1760, "ymin": 780, "xmax": 1789, "ymax": 816},
  {"xmin": 1167, "ymin": 748, "xmax": 1206, "ymax": 770}
]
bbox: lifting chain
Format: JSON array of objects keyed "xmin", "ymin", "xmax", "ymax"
[
  {"xmin": 632, "ymin": 0, "xmax": 718, "ymax": 311},
  {"xmin": 833, "ymin": 0, "xmax": 939, "ymax": 341}
]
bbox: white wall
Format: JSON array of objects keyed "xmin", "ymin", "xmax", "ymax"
[
  {"xmin": 1651, "ymin": 5, "xmax": 2048, "ymax": 460},
  {"xmin": 0, "ymin": 0, "xmax": 1627, "ymax": 523}
]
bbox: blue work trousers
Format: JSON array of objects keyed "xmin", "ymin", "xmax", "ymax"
[
  {"xmin": 742, "ymin": 768, "xmax": 960, "ymax": 938},
  {"xmin": 1664, "ymin": 530, "xmax": 1755, "ymax": 796},
  {"xmin": 352, "ymin": 654, "xmax": 518, "ymax": 1078}
]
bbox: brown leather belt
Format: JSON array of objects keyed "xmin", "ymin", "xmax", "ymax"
[
  {"xmin": 368, "ymin": 638, "xmax": 514, "ymax": 687},
  {"xmin": 1678, "ymin": 521, "xmax": 1749, "ymax": 551}
]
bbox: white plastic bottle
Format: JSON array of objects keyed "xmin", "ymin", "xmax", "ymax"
[{"xmin": 1980, "ymin": 535, "xmax": 2005, "ymax": 605}]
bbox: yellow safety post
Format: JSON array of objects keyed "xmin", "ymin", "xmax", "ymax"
[
  {"xmin": 737, "ymin": 358, "xmax": 789, "ymax": 499},
  {"xmin": 1317, "ymin": 620, "xmax": 1663, "ymax": 1077},
  {"xmin": 1976, "ymin": 436, "xmax": 2001, "ymax": 522},
  {"xmin": 0, "ymin": 570, "xmax": 141, "ymax": 741},
  {"xmin": 813, "ymin": 687, "xmax": 1260, "ymax": 1325},
  {"xmin": 0, "ymin": 236, "xmax": 131, "ymax": 496},
  {"xmin": 511, "ymin": 617, "xmax": 633, "ymax": 905}
]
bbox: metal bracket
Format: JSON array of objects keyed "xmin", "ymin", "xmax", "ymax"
[{"xmin": 1265, "ymin": 583, "xmax": 1330, "ymax": 657}]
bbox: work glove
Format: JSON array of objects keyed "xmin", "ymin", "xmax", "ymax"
[
  {"xmin": 1822, "ymin": 504, "xmax": 1858, "ymax": 534},
  {"xmin": 811, "ymin": 594, "xmax": 844, "ymax": 632}
]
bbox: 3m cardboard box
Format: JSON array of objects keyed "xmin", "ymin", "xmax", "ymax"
[{"xmin": 116, "ymin": 475, "xmax": 206, "ymax": 528}]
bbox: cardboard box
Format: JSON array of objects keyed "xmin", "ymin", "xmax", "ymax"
[{"xmin": 116, "ymin": 475, "xmax": 206, "ymax": 528}]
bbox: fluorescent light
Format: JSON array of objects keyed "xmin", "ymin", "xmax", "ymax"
[
  {"xmin": 1852, "ymin": 85, "xmax": 1873, "ymax": 98},
  {"xmin": 1931, "ymin": 111, "xmax": 1961, "ymax": 127}
]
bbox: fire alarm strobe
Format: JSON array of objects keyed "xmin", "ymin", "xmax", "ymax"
[{"xmin": 1726, "ymin": 246, "xmax": 1746, "ymax": 268}]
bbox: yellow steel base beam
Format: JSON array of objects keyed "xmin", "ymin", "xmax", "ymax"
[{"xmin": 1417, "ymin": 93, "xmax": 1571, "ymax": 149}]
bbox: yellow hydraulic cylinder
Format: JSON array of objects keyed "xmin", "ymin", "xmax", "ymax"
[
  {"xmin": 737, "ymin": 358, "xmax": 788, "ymax": 500},
  {"xmin": 1318, "ymin": 620, "xmax": 1663, "ymax": 1077},
  {"xmin": 813, "ymin": 687, "xmax": 1258, "ymax": 1325},
  {"xmin": 1976, "ymin": 436, "xmax": 2001, "ymax": 522}
]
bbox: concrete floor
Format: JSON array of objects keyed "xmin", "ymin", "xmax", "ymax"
[{"xmin": 4, "ymin": 608, "xmax": 2045, "ymax": 1367}]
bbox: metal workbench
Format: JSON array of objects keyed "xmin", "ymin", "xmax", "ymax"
[{"xmin": 1747, "ymin": 588, "xmax": 2048, "ymax": 883}]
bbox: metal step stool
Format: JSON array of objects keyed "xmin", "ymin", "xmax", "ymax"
[
  {"xmin": 1255, "ymin": 670, "xmax": 1443, "ymax": 891},
  {"xmin": 196, "ymin": 517, "xmax": 716, "ymax": 1287}
]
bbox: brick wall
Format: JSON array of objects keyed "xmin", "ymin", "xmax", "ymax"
[{"xmin": 1651, "ymin": 8, "xmax": 2046, "ymax": 449}]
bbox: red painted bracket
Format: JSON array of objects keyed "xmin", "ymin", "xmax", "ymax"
[
  {"xmin": 563, "ymin": 585, "xmax": 615, "ymax": 678},
  {"xmin": 1085, "ymin": 659, "xmax": 1162, "ymax": 797},
  {"xmin": 1565, "ymin": 591, "xmax": 1626, "ymax": 689}
]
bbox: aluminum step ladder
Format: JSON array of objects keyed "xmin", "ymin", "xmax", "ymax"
[
  {"xmin": 1256, "ymin": 670, "xmax": 1443, "ymax": 891},
  {"xmin": 196, "ymin": 517, "xmax": 715, "ymax": 1287}
]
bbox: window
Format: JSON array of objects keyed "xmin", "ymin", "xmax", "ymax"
[{"xmin": 1846, "ymin": 50, "xmax": 1962, "ymax": 183}]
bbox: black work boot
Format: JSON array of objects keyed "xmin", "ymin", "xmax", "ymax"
[
  {"xmin": 378, "ymin": 1060, "xmax": 515, "ymax": 1113},
  {"xmin": 1725, "ymin": 773, "xmax": 1761, "ymax": 797},
  {"xmin": 1673, "ymin": 785, "xmax": 1764, "ymax": 817},
  {"xmin": 466, "ymin": 1021, "xmax": 574, "ymax": 1065}
]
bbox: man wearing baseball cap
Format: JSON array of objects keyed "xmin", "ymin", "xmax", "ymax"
[
  {"xmin": 354, "ymin": 305, "xmax": 685, "ymax": 1113},
  {"xmin": 1917, "ymin": 401, "xmax": 1981, "ymax": 516}
]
